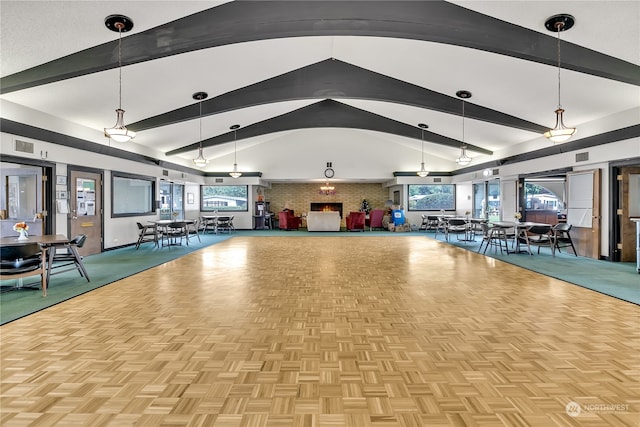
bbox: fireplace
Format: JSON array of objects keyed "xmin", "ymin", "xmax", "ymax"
[{"xmin": 310, "ymin": 202, "xmax": 343, "ymax": 218}]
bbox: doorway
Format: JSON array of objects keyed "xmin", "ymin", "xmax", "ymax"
[
  {"xmin": 159, "ymin": 181, "xmax": 184, "ymax": 220},
  {"xmin": 69, "ymin": 169, "xmax": 102, "ymax": 256}
]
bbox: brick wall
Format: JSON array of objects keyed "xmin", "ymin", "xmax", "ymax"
[{"xmin": 265, "ymin": 183, "xmax": 388, "ymax": 226}]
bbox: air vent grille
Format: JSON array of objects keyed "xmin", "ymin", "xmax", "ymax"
[
  {"xmin": 162, "ymin": 170, "xmax": 169, "ymax": 176},
  {"xmin": 433, "ymin": 177, "xmax": 442, "ymax": 183},
  {"xmin": 15, "ymin": 139, "xmax": 34, "ymax": 154},
  {"xmin": 575, "ymin": 152, "xmax": 589, "ymax": 162},
  {"xmin": 492, "ymin": 168, "xmax": 500, "ymax": 176},
  {"xmin": 215, "ymin": 178, "xmax": 224, "ymax": 183}
]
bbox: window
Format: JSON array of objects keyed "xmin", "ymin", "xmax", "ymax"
[
  {"xmin": 201, "ymin": 185, "xmax": 248, "ymax": 212},
  {"xmin": 111, "ymin": 172, "xmax": 155, "ymax": 217},
  {"xmin": 408, "ymin": 184, "xmax": 455, "ymax": 211}
]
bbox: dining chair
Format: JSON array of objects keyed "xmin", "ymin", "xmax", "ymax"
[
  {"xmin": 0, "ymin": 243, "xmax": 43, "ymax": 291},
  {"xmin": 136, "ymin": 222, "xmax": 159, "ymax": 249},
  {"xmin": 47, "ymin": 234, "xmax": 90, "ymax": 283},
  {"xmin": 521, "ymin": 224, "xmax": 554, "ymax": 256},
  {"xmin": 553, "ymin": 223, "xmax": 577, "ymax": 255},
  {"xmin": 446, "ymin": 218, "xmax": 468, "ymax": 242},
  {"xmin": 163, "ymin": 222, "xmax": 188, "ymax": 246},
  {"xmin": 186, "ymin": 218, "xmax": 201, "ymax": 243},
  {"xmin": 215, "ymin": 216, "xmax": 233, "ymax": 233},
  {"xmin": 477, "ymin": 223, "xmax": 509, "ymax": 254}
]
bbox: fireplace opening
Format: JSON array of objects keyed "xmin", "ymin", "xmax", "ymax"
[{"xmin": 310, "ymin": 202, "xmax": 343, "ymax": 218}]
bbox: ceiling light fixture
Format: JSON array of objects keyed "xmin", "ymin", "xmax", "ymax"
[
  {"xmin": 104, "ymin": 15, "xmax": 136, "ymax": 143},
  {"xmin": 455, "ymin": 90, "xmax": 473, "ymax": 166},
  {"xmin": 417, "ymin": 123, "xmax": 429, "ymax": 177},
  {"xmin": 543, "ymin": 14, "xmax": 576, "ymax": 143},
  {"xmin": 192, "ymin": 92, "xmax": 208, "ymax": 168},
  {"xmin": 229, "ymin": 124, "xmax": 242, "ymax": 178}
]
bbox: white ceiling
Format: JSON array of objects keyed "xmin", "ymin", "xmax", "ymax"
[{"xmin": 1, "ymin": 1, "xmax": 638, "ymax": 181}]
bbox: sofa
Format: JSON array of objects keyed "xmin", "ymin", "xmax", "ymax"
[
  {"xmin": 279, "ymin": 210, "xmax": 302, "ymax": 230},
  {"xmin": 306, "ymin": 211, "xmax": 341, "ymax": 231}
]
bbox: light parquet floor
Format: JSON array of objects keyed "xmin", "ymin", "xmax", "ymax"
[{"xmin": 1, "ymin": 236, "xmax": 638, "ymax": 427}]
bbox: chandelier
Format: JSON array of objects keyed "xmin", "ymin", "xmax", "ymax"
[
  {"xmin": 455, "ymin": 90, "xmax": 472, "ymax": 166},
  {"xmin": 417, "ymin": 123, "xmax": 429, "ymax": 177},
  {"xmin": 543, "ymin": 14, "xmax": 576, "ymax": 143},
  {"xmin": 319, "ymin": 182, "xmax": 336, "ymax": 195},
  {"xmin": 192, "ymin": 92, "xmax": 208, "ymax": 168},
  {"xmin": 229, "ymin": 124, "xmax": 242, "ymax": 178},
  {"xmin": 104, "ymin": 15, "xmax": 136, "ymax": 142}
]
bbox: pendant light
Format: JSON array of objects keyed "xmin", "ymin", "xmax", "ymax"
[
  {"xmin": 229, "ymin": 124, "xmax": 242, "ymax": 178},
  {"xmin": 417, "ymin": 123, "xmax": 429, "ymax": 177},
  {"xmin": 455, "ymin": 90, "xmax": 472, "ymax": 166},
  {"xmin": 543, "ymin": 14, "xmax": 576, "ymax": 143},
  {"xmin": 192, "ymin": 92, "xmax": 208, "ymax": 168},
  {"xmin": 104, "ymin": 15, "xmax": 136, "ymax": 142}
]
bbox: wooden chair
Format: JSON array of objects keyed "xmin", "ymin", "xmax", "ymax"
[
  {"xmin": 520, "ymin": 224, "xmax": 554, "ymax": 256},
  {"xmin": 136, "ymin": 222, "xmax": 160, "ymax": 249},
  {"xmin": 47, "ymin": 234, "xmax": 90, "ymax": 283},
  {"xmin": 553, "ymin": 223, "xmax": 577, "ymax": 256},
  {"xmin": 163, "ymin": 222, "xmax": 188, "ymax": 246},
  {"xmin": 0, "ymin": 243, "xmax": 44, "ymax": 293}
]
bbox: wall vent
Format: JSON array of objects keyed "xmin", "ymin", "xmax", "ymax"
[
  {"xmin": 162, "ymin": 170, "xmax": 169, "ymax": 176},
  {"xmin": 575, "ymin": 152, "xmax": 589, "ymax": 162},
  {"xmin": 215, "ymin": 178, "xmax": 224, "ymax": 183},
  {"xmin": 492, "ymin": 168, "xmax": 500, "ymax": 176},
  {"xmin": 433, "ymin": 177, "xmax": 442, "ymax": 183},
  {"xmin": 15, "ymin": 139, "xmax": 35, "ymax": 154}
]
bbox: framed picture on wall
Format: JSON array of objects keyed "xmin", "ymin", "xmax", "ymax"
[
  {"xmin": 187, "ymin": 193, "xmax": 194, "ymax": 204},
  {"xmin": 56, "ymin": 175, "xmax": 67, "ymax": 186}
]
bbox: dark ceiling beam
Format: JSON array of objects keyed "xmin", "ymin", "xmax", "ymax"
[
  {"xmin": 2, "ymin": 1, "xmax": 638, "ymax": 94},
  {"xmin": 130, "ymin": 59, "xmax": 547, "ymax": 134},
  {"xmin": 0, "ymin": 119, "xmax": 196, "ymax": 175},
  {"xmin": 165, "ymin": 99, "xmax": 494, "ymax": 157}
]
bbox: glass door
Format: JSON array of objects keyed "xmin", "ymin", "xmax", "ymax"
[
  {"xmin": 158, "ymin": 181, "xmax": 184, "ymax": 220},
  {"xmin": 472, "ymin": 182, "xmax": 486, "ymax": 219},
  {"xmin": 487, "ymin": 179, "xmax": 501, "ymax": 221}
]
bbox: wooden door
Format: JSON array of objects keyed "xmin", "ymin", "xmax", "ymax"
[
  {"xmin": 69, "ymin": 170, "xmax": 102, "ymax": 256},
  {"xmin": 567, "ymin": 169, "xmax": 601, "ymax": 258}
]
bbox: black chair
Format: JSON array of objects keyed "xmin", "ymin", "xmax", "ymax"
[
  {"xmin": 553, "ymin": 223, "xmax": 577, "ymax": 256},
  {"xmin": 215, "ymin": 216, "xmax": 233, "ymax": 234},
  {"xmin": 446, "ymin": 218, "xmax": 468, "ymax": 242},
  {"xmin": 136, "ymin": 222, "xmax": 159, "ymax": 249},
  {"xmin": 47, "ymin": 234, "xmax": 90, "ymax": 283},
  {"xmin": 477, "ymin": 223, "xmax": 509, "ymax": 254},
  {"xmin": 186, "ymin": 219, "xmax": 201, "ymax": 243},
  {"xmin": 163, "ymin": 221, "xmax": 188, "ymax": 246},
  {"xmin": 0, "ymin": 243, "xmax": 43, "ymax": 292},
  {"xmin": 520, "ymin": 225, "xmax": 554, "ymax": 256}
]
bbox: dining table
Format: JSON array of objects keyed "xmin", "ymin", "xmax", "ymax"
[
  {"xmin": 0, "ymin": 234, "xmax": 70, "ymax": 297},
  {"xmin": 490, "ymin": 221, "xmax": 553, "ymax": 255},
  {"xmin": 148, "ymin": 219, "xmax": 195, "ymax": 246}
]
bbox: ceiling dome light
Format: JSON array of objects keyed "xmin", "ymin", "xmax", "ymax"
[
  {"xmin": 192, "ymin": 92, "xmax": 208, "ymax": 168},
  {"xmin": 104, "ymin": 15, "xmax": 136, "ymax": 143},
  {"xmin": 417, "ymin": 123, "xmax": 429, "ymax": 177},
  {"xmin": 543, "ymin": 14, "xmax": 576, "ymax": 143},
  {"xmin": 229, "ymin": 125, "xmax": 242, "ymax": 178}
]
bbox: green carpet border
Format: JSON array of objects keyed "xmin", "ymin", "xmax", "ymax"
[{"xmin": 2, "ymin": 230, "xmax": 637, "ymax": 325}]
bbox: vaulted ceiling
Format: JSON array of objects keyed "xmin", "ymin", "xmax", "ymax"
[{"xmin": 1, "ymin": 1, "xmax": 639, "ymax": 181}]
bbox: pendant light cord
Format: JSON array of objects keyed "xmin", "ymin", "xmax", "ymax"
[
  {"xmin": 199, "ymin": 99, "xmax": 203, "ymax": 150},
  {"xmin": 117, "ymin": 25, "xmax": 123, "ymax": 110},
  {"xmin": 234, "ymin": 129, "xmax": 237, "ymax": 163},
  {"xmin": 556, "ymin": 22, "xmax": 563, "ymax": 109},
  {"xmin": 462, "ymin": 100, "xmax": 465, "ymax": 144},
  {"xmin": 421, "ymin": 128, "xmax": 425, "ymax": 163}
]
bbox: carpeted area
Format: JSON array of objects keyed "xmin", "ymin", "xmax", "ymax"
[
  {"xmin": 1, "ymin": 228, "xmax": 637, "ymax": 324},
  {"xmin": 423, "ymin": 230, "xmax": 639, "ymax": 305}
]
